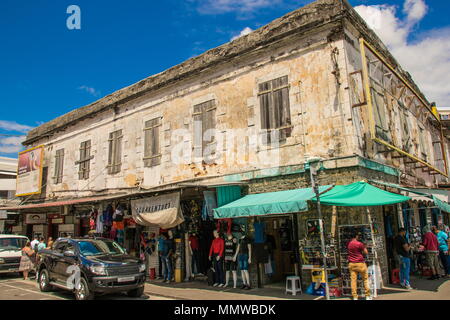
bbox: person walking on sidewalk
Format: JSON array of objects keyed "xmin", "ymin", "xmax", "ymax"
[
  {"xmin": 422, "ymin": 225, "xmax": 440, "ymax": 280},
  {"xmin": 433, "ymin": 226, "xmax": 449, "ymax": 278},
  {"xmin": 394, "ymin": 228, "xmax": 412, "ymax": 289},
  {"xmin": 347, "ymin": 232, "xmax": 372, "ymax": 300}
]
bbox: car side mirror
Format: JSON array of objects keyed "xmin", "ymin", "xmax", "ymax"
[{"xmin": 64, "ymin": 250, "xmax": 76, "ymax": 258}]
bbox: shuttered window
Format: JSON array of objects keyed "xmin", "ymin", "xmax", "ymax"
[
  {"xmin": 108, "ymin": 130, "xmax": 122, "ymax": 174},
  {"xmin": 193, "ymin": 100, "xmax": 216, "ymax": 159},
  {"xmin": 77, "ymin": 140, "xmax": 92, "ymax": 180},
  {"xmin": 258, "ymin": 76, "xmax": 292, "ymax": 143},
  {"xmin": 144, "ymin": 118, "xmax": 162, "ymax": 167},
  {"xmin": 54, "ymin": 149, "xmax": 64, "ymax": 184},
  {"xmin": 419, "ymin": 126, "xmax": 428, "ymax": 161},
  {"xmin": 372, "ymin": 88, "xmax": 392, "ymax": 143}
]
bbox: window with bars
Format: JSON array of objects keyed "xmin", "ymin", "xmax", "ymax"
[
  {"xmin": 144, "ymin": 118, "xmax": 162, "ymax": 167},
  {"xmin": 108, "ymin": 130, "xmax": 123, "ymax": 174},
  {"xmin": 258, "ymin": 75, "xmax": 292, "ymax": 143},
  {"xmin": 76, "ymin": 140, "xmax": 93, "ymax": 180},
  {"xmin": 53, "ymin": 149, "xmax": 64, "ymax": 184},
  {"xmin": 193, "ymin": 100, "xmax": 216, "ymax": 159}
]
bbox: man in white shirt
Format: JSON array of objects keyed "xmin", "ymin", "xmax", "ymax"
[{"xmin": 30, "ymin": 236, "xmax": 39, "ymax": 251}]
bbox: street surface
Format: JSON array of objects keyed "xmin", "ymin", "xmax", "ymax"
[
  {"xmin": 0, "ymin": 273, "xmax": 448, "ymax": 300},
  {"xmin": 0, "ymin": 274, "xmax": 173, "ymax": 300}
]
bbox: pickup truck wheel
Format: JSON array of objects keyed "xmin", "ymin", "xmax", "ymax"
[
  {"xmin": 74, "ymin": 277, "xmax": 94, "ymax": 301},
  {"xmin": 127, "ymin": 286, "xmax": 144, "ymax": 298},
  {"xmin": 39, "ymin": 269, "xmax": 53, "ymax": 292}
]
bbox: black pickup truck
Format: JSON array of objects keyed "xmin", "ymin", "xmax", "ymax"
[{"xmin": 36, "ymin": 237, "xmax": 146, "ymax": 300}]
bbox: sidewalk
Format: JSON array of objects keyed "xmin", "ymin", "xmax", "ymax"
[
  {"xmin": 144, "ymin": 276, "xmax": 450, "ymax": 300},
  {"xmin": 144, "ymin": 279, "xmax": 319, "ymax": 300}
]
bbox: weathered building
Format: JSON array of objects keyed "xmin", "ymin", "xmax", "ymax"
[{"xmin": 5, "ymin": 0, "xmax": 450, "ymax": 291}]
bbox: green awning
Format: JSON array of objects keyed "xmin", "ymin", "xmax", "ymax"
[
  {"xmin": 313, "ymin": 182, "xmax": 411, "ymax": 207},
  {"xmin": 432, "ymin": 196, "xmax": 450, "ymax": 213},
  {"xmin": 369, "ymin": 180, "xmax": 450, "ymax": 212},
  {"xmin": 213, "ymin": 185, "xmax": 333, "ymax": 219}
]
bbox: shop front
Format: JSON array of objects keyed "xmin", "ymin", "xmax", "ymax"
[{"xmin": 214, "ymin": 181, "xmax": 413, "ymax": 297}]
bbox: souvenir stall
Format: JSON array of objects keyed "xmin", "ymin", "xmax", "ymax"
[
  {"xmin": 131, "ymin": 192, "xmax": 184, "ymax": 280},
  {"xmin": 311, "ymin": 182, "xmax": 411, "ymax": 298}
]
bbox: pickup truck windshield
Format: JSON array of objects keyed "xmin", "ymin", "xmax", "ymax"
[
  {"xmin": 0, "ymin": 238, "xmax": 28, "ymax": 252},
  {"xmin": 78, "ymin": 240, "xmax": 126, "ymax": 257}
]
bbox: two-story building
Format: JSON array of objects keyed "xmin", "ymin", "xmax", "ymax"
[{"xmin": 3, "ymin": 0, "xmax": 450, "ymax": 291}]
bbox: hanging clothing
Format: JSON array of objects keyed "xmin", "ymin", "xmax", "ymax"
[
  {"xmin": 189, "ymin": 235, "xmax": 199, "ymax": 250},
  {"xmin": 253, "ymin": 243, "xmax": 269, "ymax": 263},
  {"xmin": 216, "ymin": 219, "xmax": 232, "ymax": 235},
  {"xmin": 253, "ymin": 222, "xmax": 266, "ymax": 244},
  {"xmin": 264, "ymin": 256, "xmax": 273, "ymax": 275}
]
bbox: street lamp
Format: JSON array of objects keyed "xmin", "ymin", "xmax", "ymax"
[{"xmin": 304, "ymin": 157, "xmax": 330, "ymax": 300}]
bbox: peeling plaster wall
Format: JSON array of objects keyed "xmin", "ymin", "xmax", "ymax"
[{"xmin": 26, "ymin": 27, "xmax": 357, "ymax": 200}]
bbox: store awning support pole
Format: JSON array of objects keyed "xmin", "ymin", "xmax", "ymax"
[{"xmin": 309, "ymin": 166, "xmax": 330, "ymax": 300}]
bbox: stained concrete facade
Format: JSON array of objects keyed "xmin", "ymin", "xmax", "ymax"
[{"xmin": 20, "ymin": 0, "xmax": 448, "ymax": 202}]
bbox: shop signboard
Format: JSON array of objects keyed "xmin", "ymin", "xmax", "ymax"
[
  {"xmin": 131, "ymin": 192, "xmax": 183, "ymax": 229},
  {"xmin": 16, "ymin": 145, "xmax": 44, "ymax": 197},
  {"xmin": 25, "ymin": 213, "xmax": 47, "ymax": 225},
  {"xmin": 51, "ymin": 218, "xmax": 64, "ymax": 224}
]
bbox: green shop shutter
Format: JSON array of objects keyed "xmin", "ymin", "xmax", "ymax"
[{"xmin": 217, "ymin": 186, "xmax": 242, "ymax": 207}]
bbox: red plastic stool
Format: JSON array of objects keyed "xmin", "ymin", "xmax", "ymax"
[{"xmin": 391, "ymin": 268, "xmax": 400, "ymax": 284}]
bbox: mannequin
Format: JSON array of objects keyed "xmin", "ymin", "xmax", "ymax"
[
  {"xmin": 184, "ymin": 233, "xmax": 193, "ymax": 281},
  {"xmin": 166, "ymin": 230, "xmax": 176, "ymax": 281},
  {"xmin": 209, "ymin": 230, "xmax": 225, "ymax": 287},
  {"xmin": 236, "ymin": 234, "xmax": 252, "ymax": 290},
  {"xmin": 189, "ymin": 233, "xmax": 200, "ymax": 275},
  {"xmin": 224, "ymin": 233, "xmax": 238, "ymax": 288}
]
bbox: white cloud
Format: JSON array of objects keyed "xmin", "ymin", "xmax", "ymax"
[
  {"xmin": 78, "ymin": 85, "xmax": 101, "ymax": 97},
  {"xmin": 231, "ymin": 27, "xmax": 253, "ymax": 41},
  {"xmin": 196, "ymin": 0, "xmax": 282, "ymax": 15},
  {"xmin": 0, "ymin": 135, "xmax": 26, "ymax": 154},
  {"xmin": 355, "ymin": 0, "xmax": 450, "ymax": 109},
  {"xmin": 0, "ymin": 120, "xmax": 33, "ymax": 133}
]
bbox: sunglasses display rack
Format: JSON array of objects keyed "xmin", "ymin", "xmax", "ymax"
[
  {"xmin": 299, "ymin": 239, "xmax": 337, "ymax": 268},
  {"xmin": 338, "ymin": 224, "xmax": 379, "ymax": 297}
]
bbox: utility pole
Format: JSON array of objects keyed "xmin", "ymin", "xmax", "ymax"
[{"xmin": 306, "ymin": 158, "xmax": 330, "ymax": 300}]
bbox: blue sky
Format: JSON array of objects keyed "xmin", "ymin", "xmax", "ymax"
[{"xmin": 1, "ymin": 0, "xmax": 449, "ymax": 157}]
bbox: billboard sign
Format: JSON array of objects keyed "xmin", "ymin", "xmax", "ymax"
[{"xmin": 16, "ymin": 146, "xmax": 44, "ymax": 197}]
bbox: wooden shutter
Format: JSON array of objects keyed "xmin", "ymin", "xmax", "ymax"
[
  {"xmin": 108, "ymin": 130, "xmax": 122, "ymax": 174},
  {"xmin": 78, "ymin": 140, "xmax": 91, "ymax": 180},
  {"xmin": 54, "ymin": 149, "xmax": 64, "ymax": 184},
  {"xmin": 144, "ymin": 118, "xmax": 161, "ymax": 167},
  {"xmin": 193, "ymin": 100, "xmax": 216, "ymax": 159},
  {"xmin": 258, "ymin": 76, "xmax": 291, "ymax": 143}
]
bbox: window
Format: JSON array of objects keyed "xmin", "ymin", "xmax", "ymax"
[
  {"xmin": 258, "ymin": 75, "xmax": 292, "ymax": 143},
  {"xmin": 77, "ymin": 140, "xmax": 92, "ymax": 180},
  {"xmin": 193, "ymin": 100, "xmax": 216, "ymax": 159},
  {"xmin": 54, "ymin": 149, "xmax": 64, "ymax": 184},
  {"xmin": 372, "ymin": 89, "xmax": 392, "ymax": 143},
  {"xmin": 418, "ymin": 126, "xmax": 428, "ymax": 161},
  {"xmin": 144, "ymin": 118, "xmax": 162, "ymax": 167},
  {"xmin": 108, "ymin": 130, "xmax": 123, "ymax": 174}
]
